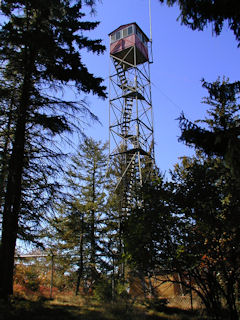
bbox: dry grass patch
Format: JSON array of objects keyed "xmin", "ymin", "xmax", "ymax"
[{"xmin": 0, "ymin": 294, "xmax": 208, "ymax": 320}]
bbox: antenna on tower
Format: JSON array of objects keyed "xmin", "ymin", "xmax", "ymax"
[
  {"xmin": 149, "ymin": 0, "xmax": 153, "ymax": 63},
  {"xmin": 149, "ymin": 0, "xmax": 152, "ymax": 42}
]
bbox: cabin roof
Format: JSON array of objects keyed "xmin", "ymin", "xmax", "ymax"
[{"xmin": 109, "ymin": 22, "xmax": 149, "ymax": 41}]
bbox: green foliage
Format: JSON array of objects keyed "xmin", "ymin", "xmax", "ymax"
[
  {"xmin": 144, "ymin": 297, "xmax": 169, "ymax": 312},
  {"xmin": 0, "ymin": 0, "xmax": 106, "ymax": 298},
  {"xmin": 178, "ymin": 79, "xmax": 240, "ymax": 179},
  {"xmin": 48, "ymin": 138, "xmax": 109, "ymax": 293},
  {"xmin": 170, "ymin": 155, "xmax": 240, "ymax": 319},
  {"xmin": 123, "ymin": 177, "xmax": 178, "ymax": 273},
  {"xmin": 15, "ymin": 264, "xmax": 40, "ymax": 292},
  {"xmin": 115, "ymin": 281, "xmax": 130, "ymax": 300},
  {"xmin": 93, "ymin": 278, "xmax": 113, "ymax": 302},
  {"xmin": 93, "ymin": 277, "xmax": 131, "ymax": 305},
  {"xmin": 159, "ymin": 0, "xmax": 240, "ymax": 47},
  {"xmin": 124, "ymin": 79, "xmax": 240, "ymax": 319}
]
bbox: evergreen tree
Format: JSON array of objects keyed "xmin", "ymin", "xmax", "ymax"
[
  {"xmin": 124, "ymin": 154, "xmax": 240, "ymax": 319},
  {"xmin": 106, "ymin": 148, "xmax": 158, "ymax": 281},
  {"xmin": 159, "ymin": 0, "xmax": 240, "ymax": 47},
  {"xmin": 0, "ymin": 0, "xmax": 106, "ymax": 298},
  {"xmin": 178, "ymin": 79, "xmax": 240, "ymax": 180},
  {"xmin": 123, "ymin": 87, "xmax": 240, "ymax": 318},
  {"xmin": 170, "ymin": 154, "xmax": 240, "ymax": 320},
  {"xmin": 0, "ymin": 85, "xmax": 14, "ymax": 217},
  {"xmin": 50, "ymin": 138, "xmax": 109, "ymax": 294},
  {"xmin": 123, "ymin": 176, "xmax": 176, "ymax": 276}
]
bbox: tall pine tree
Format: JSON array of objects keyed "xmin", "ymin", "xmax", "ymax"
[
  {"xmin": 0, "ymin": 0, "xmax": 106, "ymax": 298},
  {"xmin": 50, "ymin": 138, "xmax": 108, "ymax": 294}
]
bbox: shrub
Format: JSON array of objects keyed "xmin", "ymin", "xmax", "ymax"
[
  {"xmin": 145, "ymin": 297, "xmax": 169, "ymax": 311},
  {"xmin": 93, "ymin": 278, "xmax": 113, "ymax": 302}
]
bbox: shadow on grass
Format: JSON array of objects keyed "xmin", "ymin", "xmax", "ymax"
[
  {"xmin": 161, "ymin": 306, "xmax": 197, "ymax": 316},
  {"xmin": 0, "ymin": 299, "xmax": 124, "ymax": 320},
  {"xmin": 0, "ymin": 297, "xmax": 205, "ymax": 320},
  {"xmin": 0, "ymin": 300, "xmax": 82, "ymax": 320}
]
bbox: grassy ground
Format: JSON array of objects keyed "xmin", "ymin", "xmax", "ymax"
[{"xmin": 0, "ymin": 295, "xmax": 207, "ymax": 320}]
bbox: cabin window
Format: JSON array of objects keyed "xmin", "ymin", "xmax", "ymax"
[
  {"xmin": 110, "ymin": 33, "xmax": 116, "ymax": 43},
  {"xmin": 128, "ymin": 26, "xmax": 133, "ymax": 35},
  {"xmin": 123, "ymin": 28, "xmax": 128, "ymax": 37},
  {"xmin": 116, "ymin": 31, "xmax": 121, "ymax": 40},
  {"xmin": 110, "ymin": 25, "xmax": 147, "ymax": 44},
  {"xmin": 142, "ymin": 35, "xmax": 147, "ymax": 46},
  {"xmin": 136, "ymin": 28, "xmax": 142, "ymax": 41}
]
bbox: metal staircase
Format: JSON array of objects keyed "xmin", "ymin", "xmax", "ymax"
[
  {"xmin": 122, "ymin": 153, "xmax": 136, "ymax": 213},
  {"xmin": 113, "ymin": 59, "xmax": 128, "ymax": 90},
  {"xmin": 112, "ymin": 53, "xmax": 156, "ymax": 216},
  {"xmin": 113, "ymin": 58, "xmax": 136, "ymax": 213},
  {"xmin": 122, "ymin": 97, "xmax": 133, "ymax": 137}
]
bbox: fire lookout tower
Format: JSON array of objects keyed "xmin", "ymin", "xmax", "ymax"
[{"xmin": 109, "ymin": 22, "xmax": 155, "ymax": 214}]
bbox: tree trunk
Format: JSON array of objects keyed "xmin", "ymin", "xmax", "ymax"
[
  {"xmin": 226, "ymin": 284, "xmax": 239, "ymax": 320},
  {"xmin": 0, "ymin": 94, "xmax": 15, "ymax": 213},
  {"xmin": 0, "ymin": 72, "xmax": 31, "ymax": 299},
  {"xmin": 90, "ymin": 169, "xmax": 96, "ymax": 286},
  {"xmin": 90, "ymin": 209, "xmax": 96, "ymax": 285},
  {"xmin": 0, "ymin": 109, "xmax": 27, "ymax": 298},
  {"xmin": 75, "ymin": 216, "xmax": 84, "ymax": 296}
]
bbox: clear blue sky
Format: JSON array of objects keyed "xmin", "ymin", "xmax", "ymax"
[{"xmin": 80, "ymin": 0, "xmax": 240, "ymax": 175}]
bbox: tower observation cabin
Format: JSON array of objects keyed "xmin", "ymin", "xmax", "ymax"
[{"xmin": 109, "ymin": 23, "xmax": 149, "ymax": 66}]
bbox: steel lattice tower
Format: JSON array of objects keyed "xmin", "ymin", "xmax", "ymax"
[{"xmin": 109, "ymin": 23, "xmax": 155, "ymax": 215}]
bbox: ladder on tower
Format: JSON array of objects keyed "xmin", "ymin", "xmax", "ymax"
[
  {"xmin": 122, "ymin": 152, "xmax": 136, "ymax": 214},
  {"xmin": 122, "ymin": 97, "xmax": 133, "ymax": 137},
  {"xmin": 112, "ymin": 57, "xmax": 143, "ymax": 213},
  {"xmin": 113, "ymin": 59, "xmax": 128, "ymax": 90}
]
